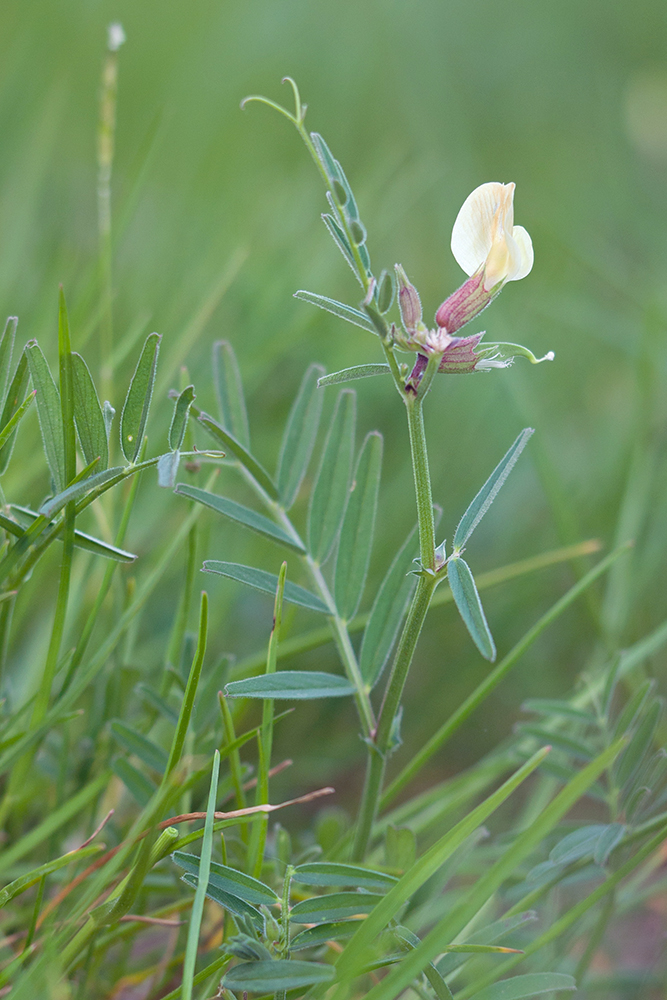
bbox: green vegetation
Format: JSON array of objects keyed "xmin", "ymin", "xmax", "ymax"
[{"xmin": 0, "ymin": 2, "xmax": 665, "ymax": 997}]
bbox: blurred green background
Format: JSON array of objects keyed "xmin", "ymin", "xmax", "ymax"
[{"xmin": 2, "ymin": 0, "xmax": 667, "ymax": 801}]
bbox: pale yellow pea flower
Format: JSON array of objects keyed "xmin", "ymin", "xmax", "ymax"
[{"xmin": 450, "ymin": 181, "xmax": 534, "ymax": 292}]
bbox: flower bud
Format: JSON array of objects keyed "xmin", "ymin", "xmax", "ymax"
[
  {"xmin": 395, "ymin": 264, "xmax": 423, "ymax": 333},
  {"xmin": 434, "ymin": 271, "xmax": 495, "ymax": 335}
]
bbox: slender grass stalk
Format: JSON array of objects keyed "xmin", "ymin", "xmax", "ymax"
[{"xmin": 181, "ymin": 750, "xmax": 220, "ymax": 1000}]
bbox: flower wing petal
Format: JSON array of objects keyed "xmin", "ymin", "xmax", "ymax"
[
  {"xmin": 450, "ymin": 182, "xmax": 507, "ymax": 276},
  {"xmin": 508, "ymin": 225, "xmax": 534, "ymax": 280}
]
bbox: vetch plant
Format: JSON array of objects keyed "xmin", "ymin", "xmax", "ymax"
[{"xmin": 0, "ymin": 67, "xmax": 665, "ymax": 1000}]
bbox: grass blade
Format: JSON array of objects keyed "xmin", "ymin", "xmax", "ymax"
[
  {"xmin": 0, "ymin": 348, "xmax": 29, "ymax": 474},
  {"xmin": 181, "ymin": 749, "xmax": 220, "ymax": 1000},
  {"xmin": 277, "ymin": 363, "xmax": 325, "ymax": 509},
  {"xmin": 335, "ymin": 431, "xmax": 383, "ymax": 620}
]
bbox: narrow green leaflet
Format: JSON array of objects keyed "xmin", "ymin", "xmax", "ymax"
[
  {"xmin": 196, "ymin": 410, "xmax": 278, "ymax": 500},
  {"xmin": 294, "ymin": 291, "xmax": 377, "ymax": 335},
  {"xmin": 71, "ymin": 352, "xmax": 108, "ymax": 470},
  {"xmin": 0, "ymin": 351, "xmax": 29, "ymax": 474},
  {"xmin": 175, "ymin": 485, "xmax": 304, "ymax": 553},
  {"xmin": 225, "ymin": 671, "xmax": 355, "ymax": 700},
  {"xmin": 453, "ymin": 429, "xmax": 534, "ymax": 552},
  {"xmin": 213, "ymin": 340, "xmax": 250, "ymax": 448},
  {"xmin": 223, "ymin": 960, "xmax": 334, "ymax": 992},
  {"xmin": 172, "ymin": 852, "xmax": 277, "ymax": 905},
  {"xmin": 9, "ymin": 505, "xmax": 136, "ymax": 562},
  {"xmin": 436, "ymin": 912, "xmax": 537, "ymax": 977},
  {"xmin": 0, "ymin": 317, "xmax": 17, "ymax": 406},
  {"xmin": 335, "ymin": 432, "xmax": 383, "ymax": 620},
  {"xmin": 291, "ymin": 921, "xmax": 361, "ymax": 951},
  {"xmin": 39, "ymin": 466, "xmax": 124, "ymax": 519},
  {"xmin": 168, "ymin": 384, "xmax": 195, "ymax": 451},
  {"xmin": 318, "ymin": 365, "xmax": 391, "ymax": 388},
  {"xmin": 615, "ymin": 699, "xmax": 662, "ymax": 788},
  {"xmin": 109, "ymin": 720, "xmax": 168, "ymax": 773},
  {"xmin": 321, "ymin": 214, "xmax": 363, "ymax": 285},
  {"xmin": 203, "ymin": 561, "xmax": 329, "ymax": 614},
  {"xmin": 276, "ymin": 363, "xmax": 325, "ymax": 509},
  {"xmin": 120, "ymin": 332, "xmax": 161, "ymax": 462},
  {"xmin": 111, "ymin": 757, "xmax": 156, "ymax": 807},
  {"xmin": 468, "ymin": 973, "xmax": 576, "ymax": 1000},
  {"xmin": 290, "ymin": 892, "xmax": 384, "ymax": 923},
  {"xmin": 180, "ymin": 872, "xmax": 263, "ymax": 929},
  {"xmin": 292, "ymin": 863, "xmax": 398, "ymax": 891},
  {"xmin": 0, "ymin": 390, "xmax": 35, "ymax": 454},
  {"xmin": 26, "ymin": 340, "xmax": 65, "ymax": 492},
  {"xmin": 308, "ymin": 389, "xmax": 355, "ymax": 563},
  {"xmin": 448, "ymin": 557, "xmax": 496, "ymax": 661},
  {"xmin": 360, "ymin": 525, "xmax": 418, "ymax": 687}
]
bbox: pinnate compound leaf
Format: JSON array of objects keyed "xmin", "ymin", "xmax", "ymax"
[
  {"xmin": 468, "ymin": 972, "xmax": 576, "ymax": 999},
  {"xmin": 308, "ymin": 389, "xmax": 355, "ymax": 563},
  {"xmin": 447, "ymin": 557, "xmax": 496, "ymax": 661},
  {"xmin": 294, "ymin": 291, "xmax": 377, "ymax": 335},
  {"xmin": 335, "ymin": 431, "xmax": 383, "ymax": 620},
  {"xmin": 593, "ymin": 823, "xmax": 626, "ymax": 865},
  {"xmin": 180, "ymin": 872, "xmax": 263, "ymax": 929},
  {"xmin": 120, "ymin": 332, "xmax": 161, "ymax": 462},
  {"xmin": 225, "ymin": 671, "xmax": 355, "ymax": 700},
  {"xmin": 169, "ymin": 384, "xmax": 195, "ymax": 451},
  {"xmin": 26, "ymin": 341, "xmax": 65, "ymax": 491},
  {"xmin": 0, "ymin": 350, "xmax": 30, "ymax": 475},
  {"xmin": 213, "ymin": 340, "xmax": 250, "ymax": 448},
  {"xmin": 277, "ymin": 363, "xmax": 325, "ymax": 509},
  {"xmin": 290, "ymin": 892, "xmax": 384, "ymax": 923},
  {"xmin": 203, "ymin": 561, "xmax": 329, "ymax": 614},
  {"xmin": 360, "ymin": 525, "xmax": 418, "ymax": 688},
  {"xmin": 453, "ymin": 429, "xmax": 534, "ymax": 551},
  {"xmin": 110, "ymin": 720, "xmax": 168, "ymax": 773},
  {"xmin": 176, "ymin": 485, "xmax": 304, "ymax": 553},
  {"xmin": 71, "ymin": 352, "xmax": 108, "ymax": 470},
  {"xmin": 292, "ymin": 863, "xmax": 398, "ymax": 891},
  {"xmin": 318, "ymin": 364, "xmax": 391, "ymax": 387},
  {"xmin": 197, "ymin": 410, "xmax": 278, "ymax": 500},
  {"xmin": 172, "ymin": 852, "xmax": 277, "ymax": 905},
  {"xmin": 223, "ymin": 960, "xmax": 334, "ymax": 992}
]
